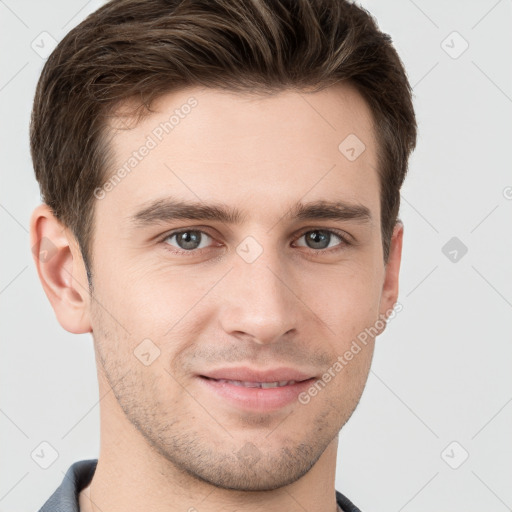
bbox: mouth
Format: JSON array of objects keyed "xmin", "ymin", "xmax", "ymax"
[
  {"xmin": 201, "ymin": 377, "xmax": 305, "ymax": 389},
  {"xmin": 199, "ymin": 366, "xmax": 315, "ymax": 383},
  {"xmin": 195, "ymin": 367, "xmax": 317, "ymax": 412}
]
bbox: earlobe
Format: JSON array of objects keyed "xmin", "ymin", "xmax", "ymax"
[
  {"xmin": 377, "ymin": 220, "xmax": 404, "ymax": 334},
  {"xmin": 29, "ymin": 204, "xmax": 92, "ymax": 334}
]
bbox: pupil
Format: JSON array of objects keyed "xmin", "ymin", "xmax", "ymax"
[
  {"xmin": 178, "ymin": 231, "xmax": 200, "ymax": 250},
  {"xmin": 308, "ymin": 230, "xmax": 328, "ymax": 249}
]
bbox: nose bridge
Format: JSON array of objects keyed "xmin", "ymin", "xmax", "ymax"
[{"xmin": 218, "ymin": 239, "xmax": 300, "ymax": 344}]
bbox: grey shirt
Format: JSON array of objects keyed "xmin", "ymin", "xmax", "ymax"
[{"xmin": 37, "ymin": 459, "xmax": 362, "ymax": 512}]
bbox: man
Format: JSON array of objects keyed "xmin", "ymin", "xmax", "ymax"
[{"xmin": 29, "ymin": 0, "xmax": 416, "ymax": 510}]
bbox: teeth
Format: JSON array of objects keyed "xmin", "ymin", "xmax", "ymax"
[{"xmin": 216, "ymin": 379, "xmax": 296, "ymax": 388}]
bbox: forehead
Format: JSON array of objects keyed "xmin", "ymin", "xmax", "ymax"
[{"xmin": 98, "ymin": 84, "xmax": 380, "ymax": 226}]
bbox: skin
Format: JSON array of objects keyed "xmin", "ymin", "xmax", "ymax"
[{"xmin": 30, "ymin": 83, "xmax": 403, "ymax": 512}]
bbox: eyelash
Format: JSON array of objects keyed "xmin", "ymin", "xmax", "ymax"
[{"xmin": 158, "ymin": 227, "xmax": 352, "ymax": 256}]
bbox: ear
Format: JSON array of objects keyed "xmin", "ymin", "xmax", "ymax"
[
  {"xmin": 377, "ymin": 220, "xmax": 404, "ymax": 334},
  {"xmin": 29, "ymin": 203, "xmax": 92, "ymax": 334}
]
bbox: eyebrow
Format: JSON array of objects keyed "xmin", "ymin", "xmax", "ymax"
[{"xmin": 129, "ymin": 196, "xmax": 372, "ymax": 228}]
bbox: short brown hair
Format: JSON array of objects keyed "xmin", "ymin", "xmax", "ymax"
[{"xmin": 30, "ymin": 0, "xmax": 417, "ymax": 286}]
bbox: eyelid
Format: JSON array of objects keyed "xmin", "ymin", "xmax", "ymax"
[
  {"xmin": 159, "ymin": 227, "xmax": 218, "ymax": 254},
  {"xmin": 294, "ymin": 226, "xmax": 353, "ymax": 244},
  {"xmin": 159, "ymin": 226, "xmax": 353, "ymax": 255}
]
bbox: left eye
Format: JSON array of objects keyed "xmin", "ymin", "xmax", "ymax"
[
  {"xmin": 162, "ymin": 228, "xmax": 348, "ymax": 253},
  {"xmin": 294, "ymin": 229, "xmax": 345, "ymax": 251}
]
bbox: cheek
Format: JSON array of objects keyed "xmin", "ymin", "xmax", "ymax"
[
  {"xmin": 93, "ymin": 259, "xmax": 219, "ymax": 357},
  {"xmin": 93, "ymin": 236, "xmax": 384, "ymax": 342},
  {"xmin": 307, "ymin": 263, "xmax": 383, "ymax": 339}
]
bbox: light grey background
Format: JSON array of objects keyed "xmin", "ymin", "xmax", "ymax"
[{"xmin": 1, "ymin": 1, "xmax": 511, "ymax": 511}]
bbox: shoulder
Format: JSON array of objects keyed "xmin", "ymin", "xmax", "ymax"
[
  {"xmin": 37, "ymin": 459, "xmax": 98, "ymax": 512},
  {"xmin": 336, "ymin": 489, "xmax": 363, "ymax": 512}
]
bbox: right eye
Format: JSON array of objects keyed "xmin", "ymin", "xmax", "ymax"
[{"xmin": 161, "ymin": 229, "xmax": 216, "ymax": 254}]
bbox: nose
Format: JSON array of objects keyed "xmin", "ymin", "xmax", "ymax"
[{"xmin": 217, "ymin": 249, "xmax": 302, "ymax": 345}]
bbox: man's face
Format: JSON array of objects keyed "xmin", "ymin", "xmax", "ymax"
[{"xmin": 88, "ymin": 84, "xmax": 399, "ymax": 490}]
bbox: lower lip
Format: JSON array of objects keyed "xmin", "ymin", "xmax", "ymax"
[{"xmin": 197, "ymin": 376, "xmax": 315, "ymax": 412}]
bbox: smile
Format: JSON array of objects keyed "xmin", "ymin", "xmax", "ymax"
[{"xmin": 210, "ymin": 379, "xmax": 298, "ymax": 388}]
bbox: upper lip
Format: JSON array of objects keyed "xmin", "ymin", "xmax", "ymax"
[{"xmin": 199, "ymin": 367, "xmax": 315, "ymax": 383}]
